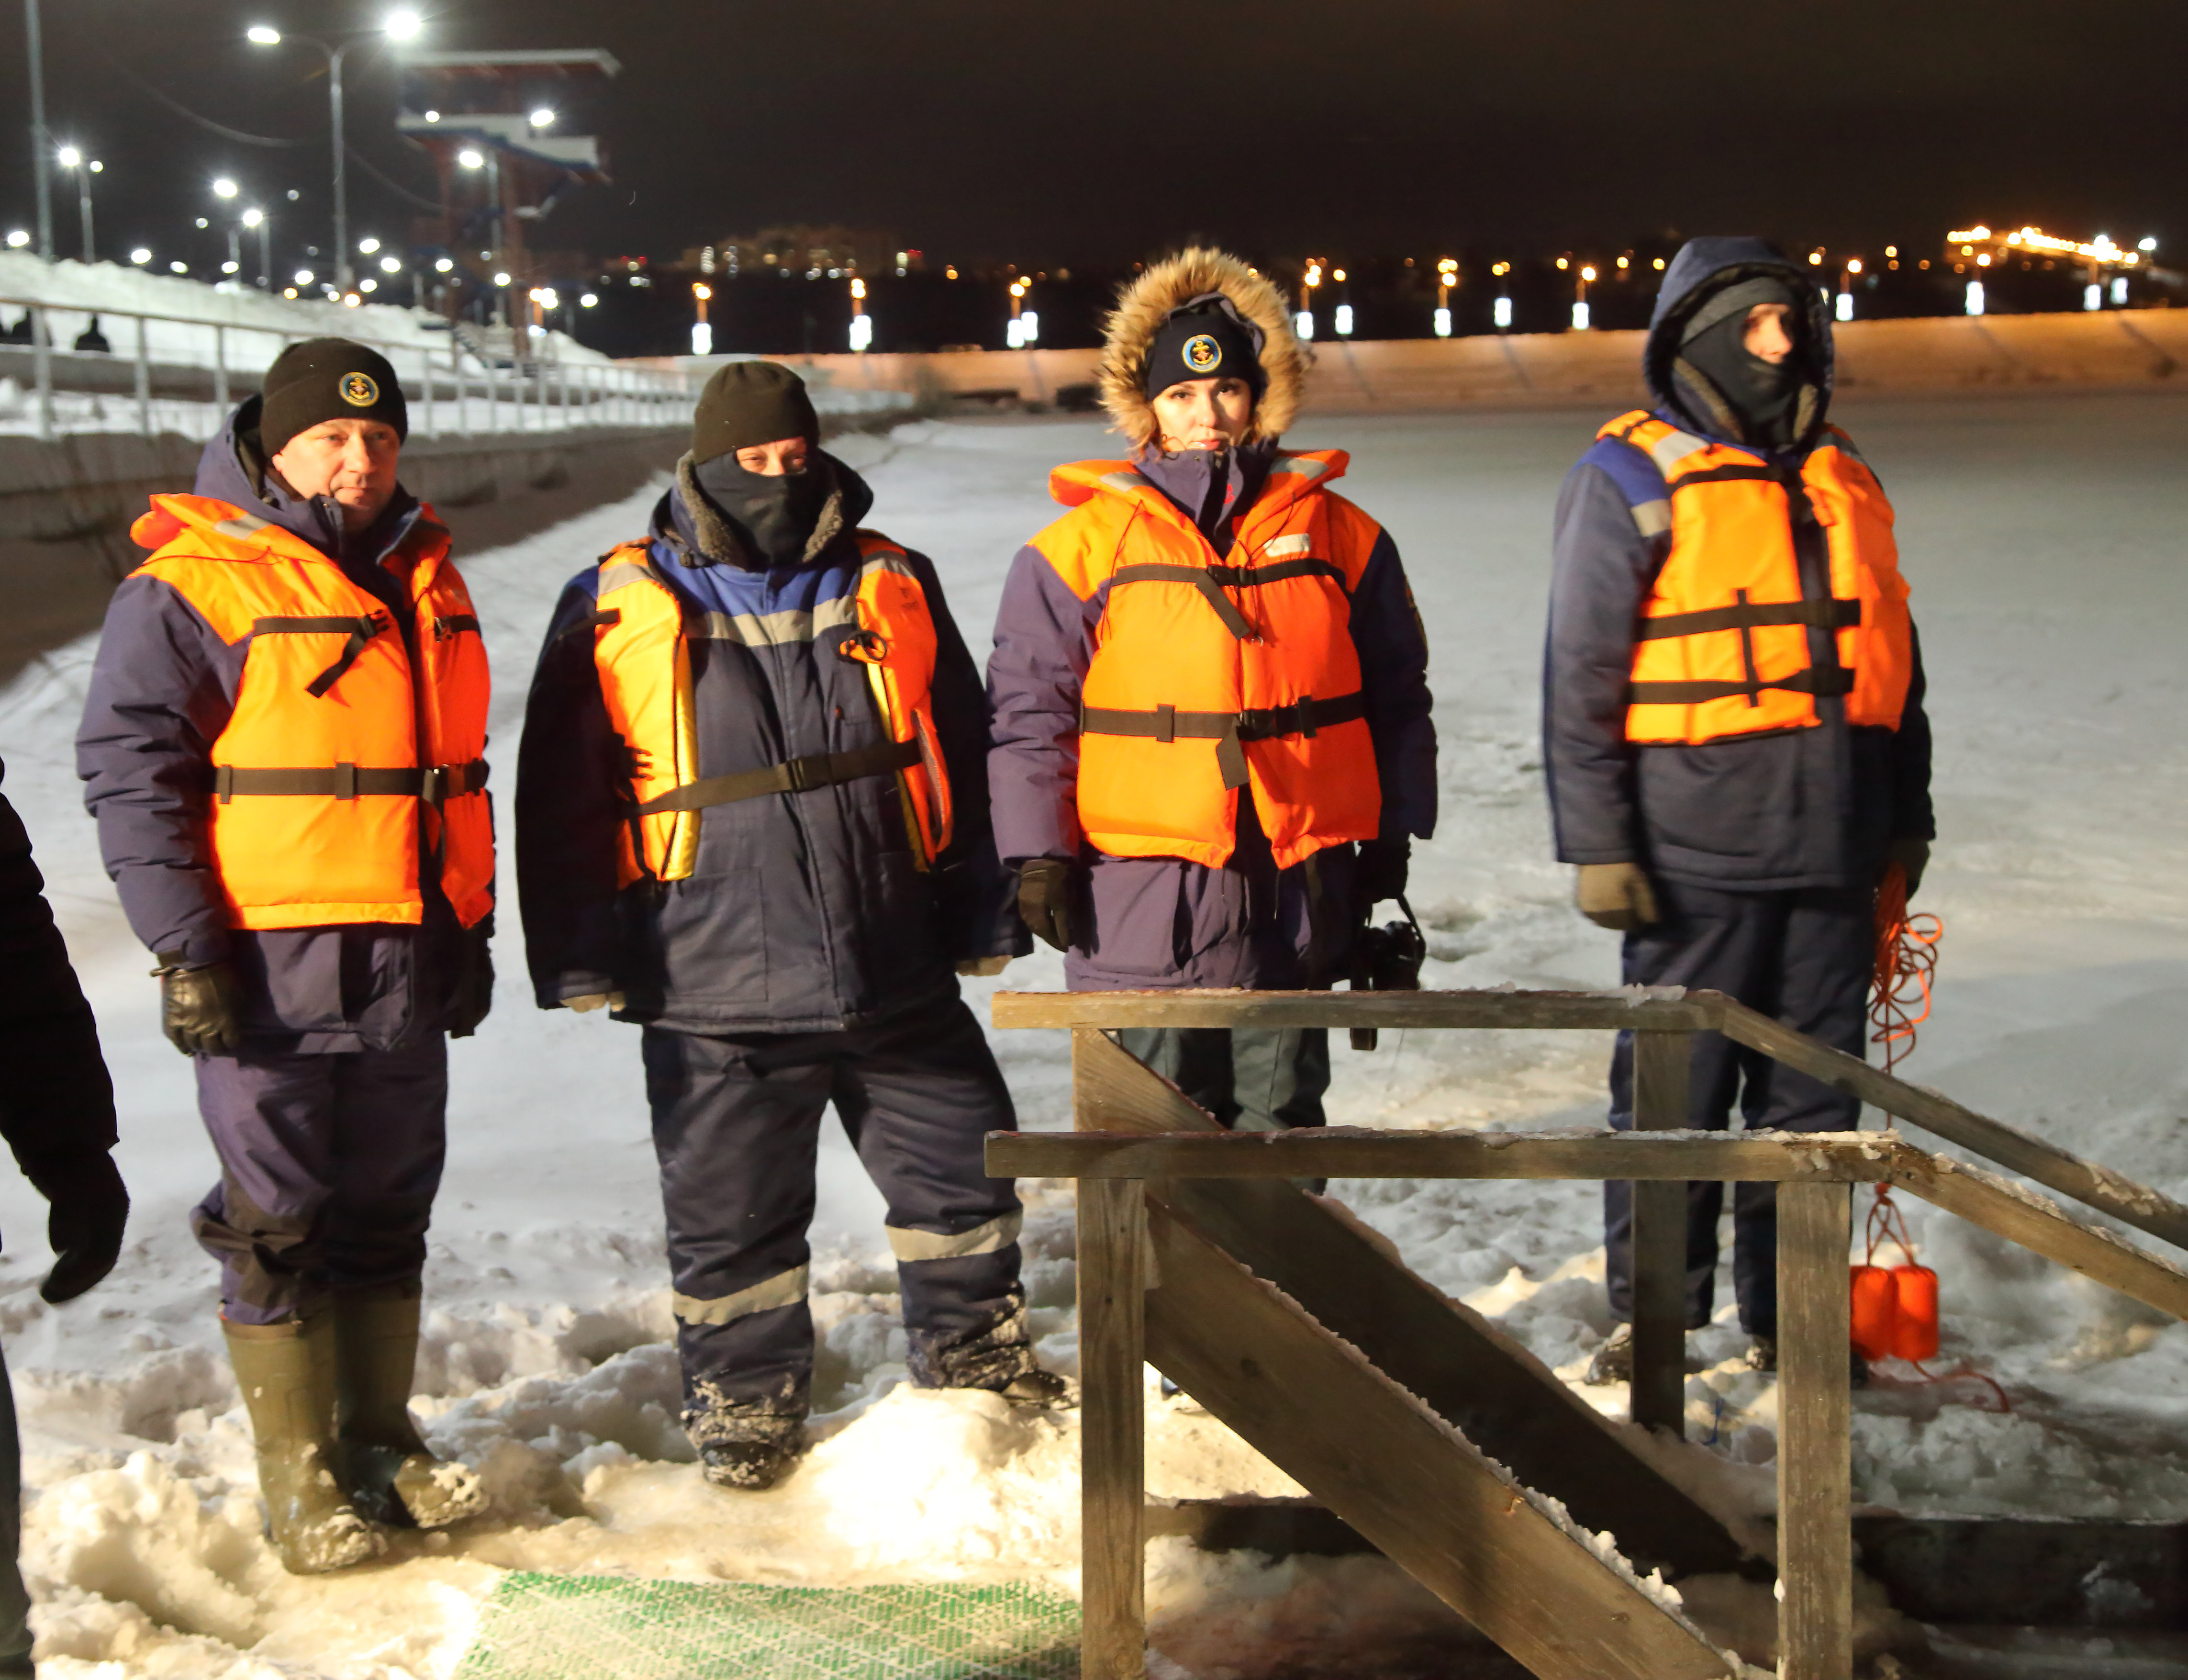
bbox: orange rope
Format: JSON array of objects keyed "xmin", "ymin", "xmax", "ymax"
[{"xmin": 1871, "ymin": 862, "xmax": 1942, "ymax": 1073}]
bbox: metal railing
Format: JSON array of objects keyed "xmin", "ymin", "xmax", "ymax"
[
  {"xmin": 985, "ymin": 986, "xmax": 2188, "ymax": 1680},
  {"xmin": 0, "ymin": 291, "xmax": 693, "ymax": 443}
]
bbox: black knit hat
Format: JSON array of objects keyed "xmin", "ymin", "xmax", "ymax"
[
  {"xmin": 691, "ymin": 361, "xmax": 820, "ymax": 464},
  {"xmin": 1142, "ymin": 294, "xmax": 1267, "ymax": 401},
  {"xmin": 259, "ymin": 337, "xmax": 407, "ymax": 458}
]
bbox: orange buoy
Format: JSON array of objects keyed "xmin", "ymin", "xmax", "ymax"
[
  {"xmin": 1891, "ymin": 1264, "xmax": 1941, "ymax": 1362},
  {"xmin": 1850, "ymin": 1264, "xmax": 1901, "ymax": 1361}
]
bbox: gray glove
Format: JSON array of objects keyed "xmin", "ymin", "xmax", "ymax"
[{"xmin": 1575, "ymin": 862, "xmax": 1660, "ymax": 932}]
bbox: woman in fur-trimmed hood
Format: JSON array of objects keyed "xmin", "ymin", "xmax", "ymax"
[{"xmin": 985, "ymin": 246, "xmax": 1438, "ymax": 1142}]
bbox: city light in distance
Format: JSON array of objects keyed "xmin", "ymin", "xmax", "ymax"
[
  {"xmin": 1653, "ymin": 257, "xmax": 1666, "ymax": 269},
  {"xmin": 130, "ymin": 247, "xmax": 151, "ymax": 264},
  {"xmin": 385, "ymin": 10, "xmax": 422, "ymax": 40},
  {"xmin": 529, "ymin": 108, "xmax": 556, "ymax": 128},
  {"xmin": 1332, "ymin": 269, "xmax": 1347, "ymax": 282},
  {"xmin": 242, "ymin": 208, "xmax": 263, "ymax": 228},
  {"xmin": 1616, "ymin": 256, "xmax": 1629, "ymax": 269},
  {"xmin": 194, "ymin": 218, "xmax": 209, "ymax": 230},
  {"xmin": 424, "ymin": 110, "xmax": 440, "ymax": 123},
  {"xmin": 169, "ymin": 260, "xmax": 187, "ymax": 273},
  {"xmin": 294, "ymin": 269, "xmax": 313, "ymax": 285},
  {"xmin": 358, "ymin": 236, "xmax": 381, "ymax": 254},
  {"xmin": 342, "ymin": 293, "xmax": 361, "ymax": 307},
  {"xmin": 1808, "ymin": 249, "xmax": 1824, "ymax": 265},
  {"xmin": 580, "ymin": 292, "xmax": 598, "ymax": 307},
  {"xmin": 1554, "ymin": 257, "xmax": 1568, "ymax": 270},
  {"xmin": 493, "ymin": 271, "xmax": 511, "ymax": 287},
  {"xmin": 212, "ymin": 178, "xmax": 237, "ymax": 199},
  {"xmin": 1580, "ymin": 266, "xmax": 1597, "ymax": 282},
  {"xmin": 246, "ymin": 24, "xmax": 280, "ymax": 45},
  {"xmin": 1847, "ymin": 258, "xmax": 1863, "ymax": 274},
  {"xmin": 359, "ymin": 277, "xmax": 377, "ymax": 292},
  {"xmin": 55, "ymin": 145, "xmax": 80, "ymax": 168},
  {"xmin": 4, "ymin": 231, "xmax": 28, "ymax": 249},
  {"xmin": 380, "ymin": 255, "xmax": 401, "ymax": 273},
  {"xmin": 2140, "ymin": 237, "xmax": 2158, "ymax": 252},
  {"xmin": 458, "ymin": 150, "xmax": 484, "ymax": 169},
  {"xmin": 1491, "ymin": 262, "xmax": 1510, "ymax": 277}
]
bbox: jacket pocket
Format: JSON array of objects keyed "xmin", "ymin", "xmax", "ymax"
[
  {"xmin": 647, "ymin": 866, "xmax": 770, "ymax": 1006},
  {"xmin": 1083, "ymin": 858, "xmax": 1190, "ymax": 977}
]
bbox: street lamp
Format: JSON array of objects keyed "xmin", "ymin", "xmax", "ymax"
[
  {"xmin": 246, "ymin": 11, "xmax": 424, "ymax": 291},
  {"xmin": 55, "ymin": 145, "xmax": 96, "ymax": 262},
  {"xmin": 529, "ymin": 108, "xmax": 556, "ymax": 128},
  {"xmin": 692, "ymin": 281, "xmax": 713, "ymax": 356},
  {"xmin": 242, "ymin": 206, "xmax": 270, "ymax": 288}
]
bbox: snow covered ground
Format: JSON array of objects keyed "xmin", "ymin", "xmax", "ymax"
[{"xmin": 0, "ymin": 394, "xmax": 2185, "ymax": 1674}]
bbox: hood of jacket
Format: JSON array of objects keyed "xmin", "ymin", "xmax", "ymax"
[
  {"xmin": 652, "ymin": 448, "xmax": 874, "ymax": 571},
  {"xmin": 1097, "ymin": 248, "xmax": 1308, "ymax": 456},
  {"xmin": 193, "ymin": 395, "xmax": 424, "ymax": 571},
  {"xmin": 1644, "ymin": 237, "xmax": 1834, "ymax": 453}
]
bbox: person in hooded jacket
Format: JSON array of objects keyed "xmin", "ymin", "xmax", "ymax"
[
  {"xmin": 517, "ymin": 362, "xmax": 1061, "ymax": 1494},
  {"xmin": 1543, "ymin": 238, "xmax": 1934, "ymax": 1381},
  {"xmin": 988, "ymin": 249, "xmax": 1435, "ymax": 1132},
  {"xmin": 77, "ymin": 339, "xmax": 493, "ymax": 1573}
]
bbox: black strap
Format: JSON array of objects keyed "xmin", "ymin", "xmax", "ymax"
[
  {"xmin": 1109, "ymin": 560, "xmax": 1350, "ymax": 644},
  {"xmin": 1628, "ymin": 667, "xmax": 1856, "ymax": 706},
  {"xmin": 1635, "ymin": 598, "xmax": 1861, "ymax": 641},
  {"xmin": 433, "ymin": 613, "xmax": 482, "ymax": 640},
  {"xmin": 214, "ymin": 759, "xmax": 488, "ymax": 805},
  {"xmin": 625, "ymin": 740, "xmax": 920, "ymax": 817},
  {"xmin": 251, "ymin": 614, "xmax": 390, "ymax": 698},
  {"xmin": 1078, "ymin": 691, "xmax": 1368, "ymax": 792},
  {"xmin": 1667, "ymin": 463, "xmax": 1782, "ymax": 489}
]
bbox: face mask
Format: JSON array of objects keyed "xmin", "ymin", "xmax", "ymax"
[
  {"xmin": 1677, "ymin": 301, "xmax": 1805, "ymax": 447},
  {"xmin": 692, "ymin": 452, "xmax": 830, "ymax": 566}
]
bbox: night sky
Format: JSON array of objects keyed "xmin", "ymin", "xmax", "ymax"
[{"xmin": 5, "ymin": 0, "xmax": 2183, "ymax": 275}]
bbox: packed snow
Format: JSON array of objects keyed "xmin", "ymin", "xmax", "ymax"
[{"xmin": 0, "ymin": 394, "xmax": 2184, "ymax": 1674}]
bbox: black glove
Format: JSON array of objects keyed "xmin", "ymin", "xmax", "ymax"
[
  {"xmin": 1016, "ymin": 858, "xmax": 1080, "ymax": 952},
  {"xmin": 447, "ymin": 921, "xmax": 494, "ymax": 1039},
  {"xmin": 157, "ymin": 957, "xmax": 243, "ymax": 1057},
  {"xmin": 22, "ymin": 1153, "xmax": 128, "ymax": 1304},
  {"xmin": 1885, "ymin": 836, "xmax": 1931, "ymax": 898},
  {"xmin": 1355, "ymin": 836, "xmax": 1410, "ymax": 909}
]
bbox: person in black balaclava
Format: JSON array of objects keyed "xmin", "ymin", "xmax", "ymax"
[
  {"xmin": 1542, "ymin": 237, "xmax": 1935, "ymax": 1389},
  {"xmin": 1667, "ymin": 274, "xmax": 1813, "ymax": 450},
  {"xmin": 516, "ymin": 361, "xmax": 1062, "ymax": 1497}
]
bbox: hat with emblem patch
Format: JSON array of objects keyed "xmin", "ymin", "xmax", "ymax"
[
  {"xmin": 257, "ymin": 337, "xmax": 408, "ymax": 459},
  {"xmin": 1142, "ymin": 293, "xmax": 1268, "ymax": 402}
]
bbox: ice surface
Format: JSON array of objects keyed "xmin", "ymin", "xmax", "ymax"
[{"xmin": 1, "ymin": 396, "xmax": 2186, "ymax": 1674}]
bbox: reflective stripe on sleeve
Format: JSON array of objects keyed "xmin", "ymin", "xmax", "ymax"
[
  {"xmin": 671, "ymin": 1264, "xmax": 810, "ymax": 1326},
  {"xmin": 1630, "ymin": 498, "xmax": 1672, "ymax": 538},
  {"xmin": 885, "ymin": 1210, "xmax": 1024, "ymax": 1263},
  {"xmin": 1645, "ymin": 429, "xmax": 1714, "ymax": 475}
]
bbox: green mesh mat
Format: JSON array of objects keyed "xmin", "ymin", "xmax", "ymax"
[{"xmin": 454, "ymin": 1573, "xmax": 1081, "ymax": 1680}]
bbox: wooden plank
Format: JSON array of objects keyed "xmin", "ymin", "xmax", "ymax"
[
  {"xmin": 1073, "ymin": 1027, "xmax": 1217, "ymax": 1133},
  {"xmin": 995, "ymin": 987, "xmax": 1719, "ymax": 1033},
  {"xmin": 1776, "ymin": 1180, "xmax": 1853, "ymax": 1680},
  {"xmin": 1142, "ymin": 1200, "xmax": 1737, "ymax": 1680},
  {"xmin": 1709, "ymin": 993, "xmax": 2188, "ymax": 1252},
  {"xmin": 1630, "ymin": 1030, "xmax": 1693, "ymax": 1437},
  {"xmin": 1077, "ymin": 1176, "xmax": 1148, "ymax": 1680},
  {"xmin": 1889, "ymin": 1148, "xmax": 2188, "ymax": 1322},
  {"xmin": 1045, "ymin": 1034, "xmax": 1758, "ymax": 1585},
  {"xmin": 987, "ymin": 1128, "xmax": 1896, "ymax": 1184}
]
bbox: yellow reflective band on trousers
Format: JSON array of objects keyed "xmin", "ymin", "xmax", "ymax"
[
  {"xmin": 885, "ymin": 1210, "xmax": 1023, "ymax": 1263},
  {"xmin": 1598, "ymin": 410, "xmax": 1914, "ymax": 746},
  {"xmin": 673, "ymin": 1264, "xmax": 810, "ymax": 1327}
]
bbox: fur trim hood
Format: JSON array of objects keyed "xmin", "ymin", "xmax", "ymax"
[{"xmin": 1098, "ymin": 248, "xmax": 1308, "ymax": 455}]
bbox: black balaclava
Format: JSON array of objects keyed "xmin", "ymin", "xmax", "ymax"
[
  {"xmin": 691, "ymin": 451, "xmax": 831, "ymax": 568},
  {"xmin": 1143, "ymin": 293, "xmax": 1268, "ymax": 405},
  {"xmin": 1674, "ymin": 275, "xmax": 1807, "ymax": 449}
]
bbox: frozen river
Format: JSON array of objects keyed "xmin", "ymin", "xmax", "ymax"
[{"xmin": 5, "ymin": 392, "xmax": 2188, "ymax": 1674}]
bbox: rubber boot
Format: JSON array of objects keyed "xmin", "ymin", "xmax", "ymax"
[
  {"xmin": 333, "ymin": 1284, "xmax": 489, "ymax": 1530},
  {"xmin": 223, "ymin": 1315, "xmax": 386, "ymax": 1574}
]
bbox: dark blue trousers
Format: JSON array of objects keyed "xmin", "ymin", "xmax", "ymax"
[
  {"xmin": 0, "ymin": 1342, "xmax": 26, "ymax": 1676},
  {"xmin": 641, "ymin": 992, "xmax": 1027, "ymax": 1447},
  {"xmin": 1604, "ymin": 880, "xmax": 1869, "ymax": 1335},
  {"xmin": 191, "ymin": 1035, "xmax": 448, "ymax": 1324}
]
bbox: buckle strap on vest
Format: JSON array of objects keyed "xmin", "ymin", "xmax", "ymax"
[
  {"xmin": 252, "ymin": 614, "xmax": 390, "ymax": 699},
  {"xmin": 625, "ymin": 739, "xmax": 920, "ymax": 818},
  {"xmin": 1078, "ymin": 691, "xmax": 1367, "ymax": 791},
  {"xmin": 1108, "ymin": 560, "xmax": 1351, "ymax": 642},
  {"xmin": 213, "ymin": 759, "xmax": 489, "ymax": 806},
  {"xmin": 1628, "ymin": 667, "xmax": 1856, "ymax": 706},
  {"xmin": 1635, "ymin": 597, "xmax": 1861, "ymax": 641}
]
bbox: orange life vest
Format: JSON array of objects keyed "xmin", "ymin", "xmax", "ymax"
[
  {"xmin": 1030, "ymin": 451, "xmax": 1383, "ymax": 871},
  {"xmin": 126, "ymin": 493, "xmax": 494, "ymax": 931},
  {"xmin": 1605, "ymin": 412, "xmax": 1914, "ymax": 746},
  {"xmin": 587, "ymin": 532, "xmax": 953, "ymax": 888}
]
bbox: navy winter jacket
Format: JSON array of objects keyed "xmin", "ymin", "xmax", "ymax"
[
  {"xmin": 516, "ymin": 454, "xmax": 1024, "ymax": 1035},
  {"xmin": 1543, "ymin": 237, "xmax": 1934, "ymax": 891},
  {"xmin": 76, "ymin": 403, "xmax": 469, "ymax": 1052}
]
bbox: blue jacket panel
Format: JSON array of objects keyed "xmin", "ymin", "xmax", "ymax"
[
  {"xmin": 1542, "ymin": 241, "xmax": 1934, "ymax": 891},
  {"xmin": 516, "ymin": 456, "xmax": 1025, "ymax": 1035}
]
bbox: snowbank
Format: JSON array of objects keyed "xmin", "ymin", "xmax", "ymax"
[{"xmin": 0, "ymin": 398, "xmax": 2184, "ymax": 1675}]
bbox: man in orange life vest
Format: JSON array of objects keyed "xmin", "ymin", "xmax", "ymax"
[
  {"xmin": 517, "ymin": 363, "xmax": 1061, "ymax": 1495},
  {"xmin": 989, "ymin": 250, "xmax": 1436, "ymax": 1127},
  {"xmin": 78, "ymin": 340, "xmax": 493, "ymax": 1571},
  {"xmin": 1542, "ymin": 239, "xmax": 1934, "ymax": 1380}
]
